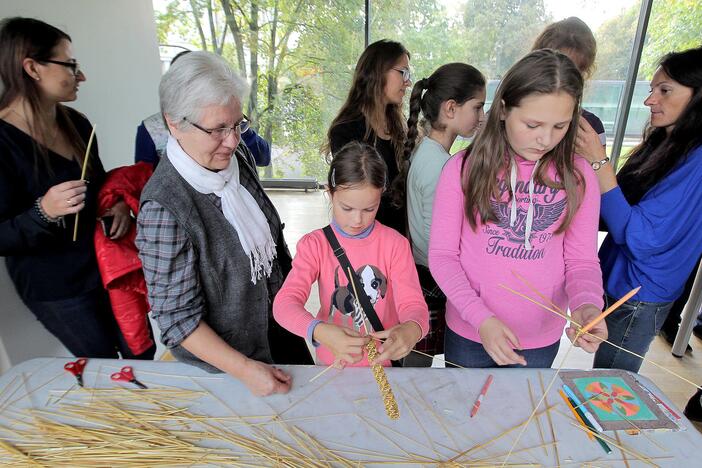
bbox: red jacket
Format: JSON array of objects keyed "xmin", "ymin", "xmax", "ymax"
[{"xmin": 94, "ymin": 162, "xmax": 154, "ymax": 355}]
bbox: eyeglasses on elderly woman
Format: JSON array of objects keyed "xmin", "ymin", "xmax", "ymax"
[{"xmin": 183, "ymin": 115, "xmax": 251, "ymax": 140}]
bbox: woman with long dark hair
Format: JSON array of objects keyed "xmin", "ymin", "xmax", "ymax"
[
  {"xmin": 0, "ymin": 17, "xmax": 144, "ymax": 358},
  {"xmin": 577, "ymin": 46, "xmax": 702, "ymax": 372},
  {"xmin": 324, "ymin": 39, "xmax": 411, "ymax": 234}
]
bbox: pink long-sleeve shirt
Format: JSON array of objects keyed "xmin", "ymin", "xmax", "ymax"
[
  {"xmin": 273, "ymin": 223, "xmax": 429, "ymax": 366},
  {"xmin": 428, "ymin": 151, "xmax": 604, "ymax": 349}
]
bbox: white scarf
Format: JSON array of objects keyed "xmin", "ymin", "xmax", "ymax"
[{"xmin": 167, "ymin": 136, "xmax": 276, "ymax": 283}]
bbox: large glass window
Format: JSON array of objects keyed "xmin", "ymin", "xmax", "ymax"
[
  {"xmin": 617, "ymin": 0, "xmax": 702, "ymax": 167},
  {"xmin": 154, "ymin": 1, "xmax": 701, "ymax": 177},
  {"xmin": 154, "ymin": 0, "xmax": 365, "ymax": 181},
  {"xmin": 371, "ymin": 0, "xmax": 643, "ymax": 154}
]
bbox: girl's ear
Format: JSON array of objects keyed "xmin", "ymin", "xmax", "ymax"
[
  {"xmin": 499, "ymin": 99, "xmax": 507, "ymax": 120},
  {"xmin": 442, "ymin": 99, "xmax": 457, "ymax": 119}
]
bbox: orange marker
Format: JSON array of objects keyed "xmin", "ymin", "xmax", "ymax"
[{"xmin": 558, "ymin": 389, "xmax": 593, "ymax": 440}]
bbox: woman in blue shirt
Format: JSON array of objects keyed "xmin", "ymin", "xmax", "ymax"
[{"xmin": 577, "ymin": 46, "xmax": 702, "ymax": 372}]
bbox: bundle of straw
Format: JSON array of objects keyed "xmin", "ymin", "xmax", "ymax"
[
  {"xmin": 0, "ymin": 387, "xmax": 358, "ymax": 467},
  {"xmin": 365, "ymin": 340, "xmax": 400, "ymax": 420},
  {"xmin": 344, "ymin": 266, "xmax": 400, "ymax": 421}
]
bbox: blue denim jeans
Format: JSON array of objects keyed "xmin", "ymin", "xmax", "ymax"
[
  {"xmin": 444, "ymin": 326, "xmax": 560, "ymax": 368},
  {"xmin": 593, "ymin": 295, "xmax": 673, "ymax": 373},
  {"xmin": 25, "ymin": 288, "xmax": 155, "ymax": 359}
]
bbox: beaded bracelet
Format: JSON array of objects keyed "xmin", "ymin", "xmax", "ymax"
[{"xmin": 34, "ymin": 197, "xmax": 65, "ymax": 227}]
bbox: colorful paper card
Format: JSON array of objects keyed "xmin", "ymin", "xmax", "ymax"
[{"xmin": 560, "ymin": 370, "xmax": 678, "ymax": 431}]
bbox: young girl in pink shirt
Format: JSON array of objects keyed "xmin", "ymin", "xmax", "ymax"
[
  {"xmin": 429, "ymin": 49, "xmax": 607, "ymax": 368},
  {"xmin": 274, "ymin": 142, "xmax": 429, "ymax": 368}
]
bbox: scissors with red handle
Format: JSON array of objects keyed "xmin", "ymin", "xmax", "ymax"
[
  {"xmin": 110, "ymin": 366, "xmax": 148, "ymax": 389},
  {"xmin": 64, "ymin": 358, "xmax": 87, "ymax": 387}
]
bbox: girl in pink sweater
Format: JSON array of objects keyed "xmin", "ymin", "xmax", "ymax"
[
  {"xmin": 274, "ymin": 142, "xmax": 429, "ymax": 368},
  {"xmin": 429, "ymin": 49, "xmax": 607, "ymax": 368}
]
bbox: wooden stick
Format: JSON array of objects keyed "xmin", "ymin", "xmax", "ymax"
[
  {"xmin": 589, "ymin": 392, "xmax": 666, "ymax": 452},
  {"xmin": 557, "ymin": 389, "xmax": 593, "ymax": 441},
  {"xmin": 1, "ymin": 371, "xmax": 66, "ymax": 412},
  {"xmin": 512, "ymin": 271, "xmax": 567, "ymax": 318},
  {"xmin": 396, "ymin": 389, "xmax": 441, "ymax": 458},
  {"xmin": 308, "ymin": 363, "xmax": 335, "ymax": 383},
  {"xmin": 498, "ymin": 284, "xmax": 565, "ymax": 318},
  {"xmin": 356, "ymin": 415, "xmax": 430, "ymax": 460},
  {"xmin": 538, "ymin": 372, "xmax": 559, "ymax": 468},
  {"xmin": 406, "ymin": 381, "xmax": 463, "ymax": 451},
  {"xmin": 579, "ymin": 286, "xmax": 640, "ymax": 334},
  {"xmin": 72, "ymin": 125, "xmax": 96, "ymax": 242},
  {"xmin": 526, "ymin": 379, "xmax": 548, "ymax": 455},
  {"xmin": 500, "ymin": 283, "xmax": 702, "ymax": 391},
  {"xmin": 499, "ymin": 345, "xmax": 578, "ymax": 468},
  {"xmin": 567, "ymin": 422, "xmax": 656, "ymax": 467},
  {"xmin": 278, "ymin": 371, "xmax": 340, "ymax": 417},
  {"xmin": 0, "ymin": 439, "xmax": 45, "ymax": 467},
  {"xmin": 448, "ymin": 403, "xmax": 557, "ymax": 463},
  {"xmin": 615, "ymin": 431, "xmax": 631, "ymax": 468}
]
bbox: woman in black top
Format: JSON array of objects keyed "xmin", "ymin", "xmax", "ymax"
[
  {"xmin": 0, "ymin": 17, "xmax": 147, "ymax": 358},
  {"xmin": 324, "ymin": 40, "xmax": 411, "ymax": 235}
]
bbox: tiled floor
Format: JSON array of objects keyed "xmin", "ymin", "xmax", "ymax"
[{"xmin": 268, "ymin": 189, "xmax": 702, "ymax": 416}]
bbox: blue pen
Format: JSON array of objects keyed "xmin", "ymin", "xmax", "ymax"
[{"xmin": 563, "ymin": 384, "xmax": 604, "ymax": 433}]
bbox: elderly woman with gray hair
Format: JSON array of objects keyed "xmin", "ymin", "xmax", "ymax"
[{"xmin": 136, "ymin": 51, "xmax": 311, "ymax": 396}]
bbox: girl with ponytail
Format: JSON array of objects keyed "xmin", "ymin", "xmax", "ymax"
[{"xmin": 396, "ymin": 63, "xmax": 486, "ymax": 366}]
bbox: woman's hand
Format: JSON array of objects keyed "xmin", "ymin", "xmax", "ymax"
[
  {"xmin": 41, "ymin": 180, "xmax": 88, "ymax": 219},
  {"xmin": 103, "ymin": 200, "xmax": 132, "ymax": 240},
  {"xmin": 241, "ymin": 359, "xmax": 292, "ymax": 396},
  {"xmin": 567, "ymin": 304, "xmax": 608, "ymax": 353},
  {"xmin": 313, "ymin": 323, "xmax": 370, "ymax": 368},
  {"xmin": 575, "ymin": 116, "xmax": 606, "ymax": 163},
  {"xmin": 478, "ymin": 317, "xmax": 527, "ymax": 366},
  {"xmin": 369, "ymin": 321, "xmax": 422, "ymax": 364}
]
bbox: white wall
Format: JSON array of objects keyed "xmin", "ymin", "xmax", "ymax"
[{"xmin": 0, "ymin": 0, "xmax": 162, "ymax": 372}]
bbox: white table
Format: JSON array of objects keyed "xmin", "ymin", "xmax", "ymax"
[{"xmin": 0, "ymin": 358, "xmax": 699, "ymax": 467}]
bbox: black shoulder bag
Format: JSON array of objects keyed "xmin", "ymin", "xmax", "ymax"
[{"xmin": 322, "ymin": 225, "xmax": 401, "ymax": 367}]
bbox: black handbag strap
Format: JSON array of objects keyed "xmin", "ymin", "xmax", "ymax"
[
  {"xmin": 322, "ymin": 225, "xmax": 401, "ymax": 367},
  {"xmin": 323, "ymin": 225, "xmax": 384, "ymax": 332}
]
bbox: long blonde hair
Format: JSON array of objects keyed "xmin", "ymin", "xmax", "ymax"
[{"xmin": 463, "ymin": 49, "xmax": 585, "ymax": 233}]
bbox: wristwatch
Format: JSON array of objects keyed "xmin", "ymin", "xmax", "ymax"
[{"xmin": 591, "ymin": 156, "xmax": 610, "ymax": 171}]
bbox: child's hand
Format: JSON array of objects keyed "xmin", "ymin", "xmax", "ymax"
[
  {"xmin": 478, "ymin": 317, "xmax": 527, "ymax": 366},
  {"xmin": 313, "ymin": 323, "xmax": 369, "ymax": 367},
  {"xmin": 369, "ymin": 321, "xmax": 422, "ymax": 364},
  {"xmin": 567, "ymin": 304, "xmax": 608, "ymax": 353}
]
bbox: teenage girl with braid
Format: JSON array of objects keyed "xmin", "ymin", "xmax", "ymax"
[{"xmin": 392, "ymin": 63, "xmax": 486, "ymax": 366}]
